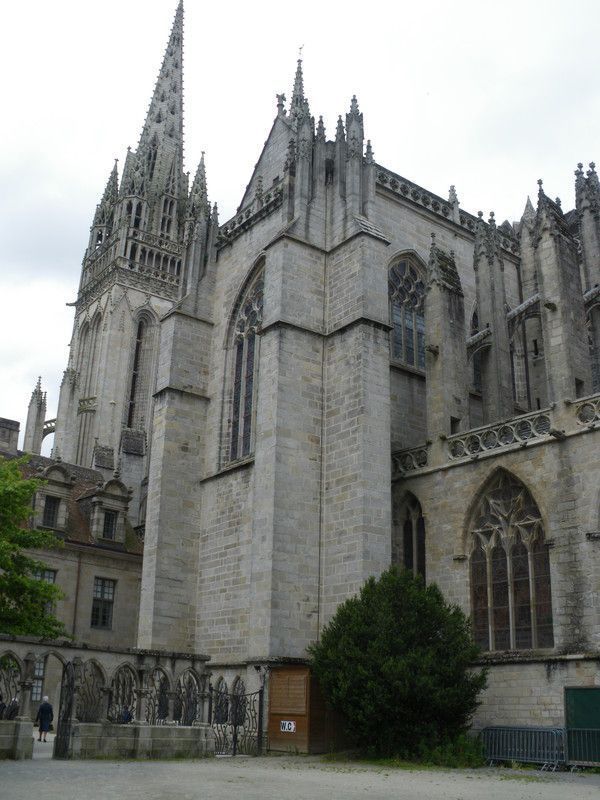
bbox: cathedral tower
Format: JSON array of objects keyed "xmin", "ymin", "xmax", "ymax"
[{"xmin": 52, "ymin": 2, "xmax": 215, "ymax": 524}]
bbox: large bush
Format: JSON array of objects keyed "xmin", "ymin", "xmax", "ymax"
[{"xmin": 309, "ymin": 567, "xmax": 486, "ymax": 757}]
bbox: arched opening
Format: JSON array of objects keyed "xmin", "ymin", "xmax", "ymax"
[
  {"xmin": 388, "ymin": 256, "xmax": 426, "ymax": 369},
  {"xmin": 468, "ymin": 471, "xmax": 553, "ymax": 651},
  {"xmin": 227, "ymin": 268, "xmax": 264, "ymax": 462}
]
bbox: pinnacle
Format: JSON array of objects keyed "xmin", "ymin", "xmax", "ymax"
[
  {"xmin": 336, "ymin": 115, "xmax": 345, "ymax": 141},
  {"xmin": 289, "ymin": 55, "xmax": 310, "ymax": 123}
]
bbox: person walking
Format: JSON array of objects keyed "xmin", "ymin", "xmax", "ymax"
[{"xmin": 35, "ymin": 696, "xmax": 53, "ymax": 742}]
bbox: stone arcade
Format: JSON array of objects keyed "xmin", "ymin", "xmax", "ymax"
[{"xmin": 2, "ymin": 0, "xmax": 600, "ymax": 755}]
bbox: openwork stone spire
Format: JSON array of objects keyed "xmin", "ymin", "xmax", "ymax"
[{"xmin": 137, "ymin": 1, "xmax": 184, "ymax": 153}]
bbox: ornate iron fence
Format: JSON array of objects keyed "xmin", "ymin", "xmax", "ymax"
[
  {"xmin": 210, "ymin": 687, "xmax": 263, "ymax": 756},
  {"xmin": 54, "ymin": 661, "xmax": 75, "ymax": 759},
  {"xmin": 107, "ymin": 664, "xmax": 138, "ymax": 723}
]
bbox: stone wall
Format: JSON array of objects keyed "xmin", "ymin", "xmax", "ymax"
[
  {"xmin": 0, "ymin": 720, "xmax": 33, "ymax": 760},
  {"xmin": 66, "ymin": 722, "xmax": 214, "ymax": 760},
  {"xmin": 473, "ymin": 656, "xmax": 600, "ymax": 729}
]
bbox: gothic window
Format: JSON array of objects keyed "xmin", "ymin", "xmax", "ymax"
[
  {"xmin": 133, "ymin": 201, "xmax": 143, "ymax": 229},
  {"xmin": 471, "ymin": 309, "xmax": 483, "ymax": 394},
  {"xmin": 399, "ymin": 494, "xmax": 426, "ymax": 580},
  {"xmin": 160, "ymin": 197, "xmax": 175, "ymax": 236},
  {"xmin": 510, "ymin": 334, "xmax": 528, "ymax": 407},
  {"xmin": 126, "ymin": 316, "xmax": 156, "ymax": 431},
  {"xmin": 389, "ymin": 257, "xmax": 426, "ymax": 369},
  {"xmin": 468, "ymin": 471, "xmax": 553, "ymax": 651},
  {"xmin": 228, "ymin": 270, "xmax": 264, "ymax": 462},
  {"xmin": 587, "ymin": 310, "xmax": 600, "ymax": 393}
]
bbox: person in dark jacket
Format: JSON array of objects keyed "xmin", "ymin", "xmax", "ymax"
[{"xmin": 35, "ymin": 696, "xmax": 53, "ymax": 742}]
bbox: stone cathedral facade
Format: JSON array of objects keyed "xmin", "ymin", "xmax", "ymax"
[{"xmin": 14, "ymin": 1, "xmax": 600, "ymax": 728}]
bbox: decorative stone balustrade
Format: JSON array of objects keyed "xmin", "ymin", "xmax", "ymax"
[
  {"xmin": 376, "ymin": 166, "xmax": 519, "ymax": 257},
  {"xmin": 218, "ymin": 181, "xmax": 284, "ymax": 247},
  {"xmin": 446, "ymin": 409, "xmax": 552, "ymax": 461},
  {"xmin": 392, "ymin": 444, "xmax": 429, "ymax": 476},
  {"xmin": 574, "ymin": 393, "xmax": 600, "ymax": 426},
  {"xmin": 125, "ymin": 259, "xmax": 180, "ymax": 286}
]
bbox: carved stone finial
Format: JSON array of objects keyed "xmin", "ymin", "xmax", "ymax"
[
  {"xmin": 365, "ymin": 139, "xmax": 374, "ymax": 164},
  {"xmin": 276, "ymin": 93, "xmax": 286, "ymax": 115},
  {"xmin": 478, "ymin": 210, "xmax": 484, "ymax": 219},
  {"xmin": 555, "ymin": 197, "xmax": 561, "ymax": 208},
  {"xmin": 336, "ymin": 115, "xmax": 345, "ymax": 141},
  {"xmin": 448, "ymin": 185, "xmax": 459, "ymax": 204}
]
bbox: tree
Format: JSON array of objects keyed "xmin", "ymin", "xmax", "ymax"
[
  {"xmin": 309, "ymin": 567, "xmax": 487, "ymax": 758},
  {"xmin": 0, "ymin": 457, "xmax": 66, "ymax": 637}
]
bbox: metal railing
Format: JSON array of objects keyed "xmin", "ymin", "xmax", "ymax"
[
  {"xmin": 565, "ymin": 728, "xmax": 600, "ymax": 767},
  {"xmin": 481, "ymin": 726, "xmax": 565, "ymax": 770}
]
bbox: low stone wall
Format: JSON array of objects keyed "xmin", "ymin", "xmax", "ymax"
[
  {"xmin": 0, "ymin": 720, "xmax": 33, "ymax": 760},
  {"xmin": 472, "ymin": 655, "xmax": 600, "ymax": 729},
  {"xmin": 64, "ymin": 722, "xmax": 215, "ymax": 760}
]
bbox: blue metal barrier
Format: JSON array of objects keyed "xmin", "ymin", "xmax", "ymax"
[
  {"xmin": 565, "ymin": 728, "xmax": 600, "ymax": 767},
  {"xmin": 481, "ymin": 726, "xmax": 565, "ymax": 770}
]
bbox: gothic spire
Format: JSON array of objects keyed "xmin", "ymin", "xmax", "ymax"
[{"xmin": 137, "ymin": 1, "xmax": 184, "ymax": 154}]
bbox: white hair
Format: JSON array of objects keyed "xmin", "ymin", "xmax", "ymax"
[{"xmin": 42, "ymin": 696, "xmax": 49, "ymax": 702}]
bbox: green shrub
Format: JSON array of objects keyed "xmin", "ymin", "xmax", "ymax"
[{"xmin": 309, "ymin": 567, "xmax": 487, "ymax": 758}]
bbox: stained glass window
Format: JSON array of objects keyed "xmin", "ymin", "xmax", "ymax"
[
  {"xmin": 469, "ymin": 472, "xmax": 553, "ymax": 651},
  {"xmin": 228, "ymin": 272, "xmax": 264, "ymax": 461},
  {"xmin": 389, "ymin": 258, "xmax": 426, "ymax": 369}
]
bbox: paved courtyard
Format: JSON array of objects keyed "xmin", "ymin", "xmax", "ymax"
[{"xmin": 2, "ymin": 750, "xmax": 600, "ymax": 800}]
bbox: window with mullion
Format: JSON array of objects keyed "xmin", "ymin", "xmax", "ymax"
[
  {"xmin": 389, "ymin": 258, "xmax": 426, "ymax": 369},
  {"xmin": 228, "ymin": 273, "xmax": 263, "ymax": 463},
  {"xmin": 469, "ymin": 473, "xmax": 554, "ymax": 652}
]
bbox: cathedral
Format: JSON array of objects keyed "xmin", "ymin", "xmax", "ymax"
[{"xmin": 3, "ymin": 0, "xmax": 600, "ymax": 738}]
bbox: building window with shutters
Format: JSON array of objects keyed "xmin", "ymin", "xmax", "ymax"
[
  {"xmin": 91, "ymin": 577, "xmax": 116, "ymax": 630},
  {"xmin": 469, "ymin": 471, "xmax": 553, "ymax": 651}
]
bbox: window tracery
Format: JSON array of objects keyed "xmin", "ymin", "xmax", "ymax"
[
  {"xmin": 228, "ymin": 271, "xmax": 264, "ymax": 462},
  {"xmin": 388, "ymin": 257, "xmax": 426, "ymax": 369},
  {"xmin": 126, "ymin": 316, "xmax": 156, "ymax": 431},
  {"xmin": 469, "ymin": 472, "xmax": 553, "ymax": 651},
  {"xmin": 399, "ymin": 494, "xmax": 426, "ymax": 580}
]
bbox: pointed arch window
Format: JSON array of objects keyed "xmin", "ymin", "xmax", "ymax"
[
  {"xmin": 228, "ymin": 271, "xmax": 264, "ymax": 462},
  {"xmin": 126, "ymin": 316, "xmax": 156, "ymax": 431},
  {"xmin": 471, "ymin": 309, "xmax": 483, "ymax": 394},
  {"xmin": 394, "ymin": 494, "xmax": 426, "ymax": 579},
  {"xmin": 389, "ymin": 257, "xmax": 426, "ymax": 369},
  {"xmin": 468, "ymin": 472, "xmax": 553, "ymax": 651}
]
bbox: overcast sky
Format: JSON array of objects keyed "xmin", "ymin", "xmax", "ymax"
[{"xmin": 1, "ymin": 0, "xmax": 600, "ymax": 454}]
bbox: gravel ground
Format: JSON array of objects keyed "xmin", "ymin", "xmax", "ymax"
[{"xmin": 2, "ymin": 750, "xmax": 600, "ymax": 800}]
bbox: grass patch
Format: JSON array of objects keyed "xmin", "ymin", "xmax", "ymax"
[{"xmin": 322, "ymin": 734, "xmax": 486, "ymax": 770}]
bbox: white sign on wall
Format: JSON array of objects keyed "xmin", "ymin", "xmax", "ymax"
[{"xmin": 280, "ymin": 720, "xmax": 296, "ymax": 733}]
